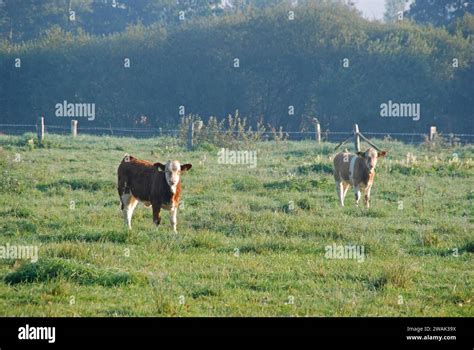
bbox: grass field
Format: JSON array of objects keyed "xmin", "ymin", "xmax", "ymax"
[{"xmin": 0, "ymin": 133, "xmax": 472, "ymax": 316}]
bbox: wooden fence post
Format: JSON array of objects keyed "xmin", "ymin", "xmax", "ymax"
[
  {"xmin": 315, "ymin": 122, "xmax": 321, "ymax": 144},
  {"xmin": 353, "ymin": 124, "xmax": 360, "ymax": 152},
  {"xmin": 429, "ymin": 126, "xmax": 437, "ymax": 142},
  {"xmin": 71, "ymin": 120, "xmax": 78, "ymax": 137},
  {"xmin": 187, "ymin": 122, "xmax": 194, "ymax": 150},
  {"xmin": 37, "ymin": 117, "xmax": 44, "ymax": 143}
]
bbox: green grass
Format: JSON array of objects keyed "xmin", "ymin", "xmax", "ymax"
[{"xmin": 0, "ymin": 133, "xmax": 472, "ymax": 316}]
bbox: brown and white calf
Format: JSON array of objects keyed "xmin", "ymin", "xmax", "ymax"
[
  {"xmin": 117, "ymin": 156, "xmax": 192, "ymax": 231},
  {"xmin": 333, "ymin": 148, "xmax": 386, "ymax": 208}
]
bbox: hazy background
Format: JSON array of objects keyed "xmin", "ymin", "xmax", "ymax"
[{"xmin": 0, "ymin": 0, "xmax": 472, "ymax": 135}]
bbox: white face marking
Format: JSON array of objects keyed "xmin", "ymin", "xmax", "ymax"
[
  {"xmin": 365, "ymin": 149, "xmax": 378, "ymax": 172},
  {"xmin": 165, "ymin": 160, "xmax": 181, "ymax": 194}
]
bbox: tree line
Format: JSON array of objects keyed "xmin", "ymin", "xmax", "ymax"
[{"xmin": 0, "ymin": 1, "xmax": 473, "ymax": 134}]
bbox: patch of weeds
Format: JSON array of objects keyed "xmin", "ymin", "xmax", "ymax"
[
  {"xmin": 190, "ymin": 287, "xmax": 220, "ymax": 299},
  {"xmin": 4, "ymin": 258, "xmax": 138, "ymax": 287},
  {"xmin": 264, "ymin": 179, "xmax": 319, "ymax": 192},
  {"xmin": 38, "ymin": 231, "xmax": 128, "ymax": 244},
  {"xmin": 297, "ymin": 198, "xmax": 311, "ymax": 210},
  {"xmin": 37, "ymin": 179, "xmax": 114, "ymax": 192},
  {"xmin": 297, "ymin": 163, "xmax": 333, "ymax": 175},
  {"xmin": 232, "ymin": 178, "xmax": 261, "ymax": 192}
]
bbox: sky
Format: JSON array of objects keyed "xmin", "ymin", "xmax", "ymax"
[
  {"xmin": 221, "ymin": 1, "xmax": 413, "ymax": 22},
  {"xmin": 353, "ymin": 0, "xmax": 414, "ymax": 21},
  {"xmin": 353, "ymin": 0, "xmax": 387, "ymax": 20},
  {"xmin": 220, "ymin": 1, "xmax": 388, "ymax": 21}
]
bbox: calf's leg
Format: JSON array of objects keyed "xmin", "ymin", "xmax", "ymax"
[
  {"xmin": 121, "ymin": 193, "xmax": 138, "ymax": 229},
  {"xmin": 336, "ymin": 181, "xmax": 344, "ymax": 206},
  {"xmin": 152, "ymin": 202, "xmax": 162, "ymax": 226},
  {"xmin": 170, "ymin": 207, "xmax": 177, "ymax": 233},
  {"xmin": 354, "ymin": 185, "xmax": 361, "ymax": 206},
  {"xmin": 342, "ymin": 183, "xmax": 350, "ymax": 205},
  {"xmin": 364, "ymin": 185, "xmax": 372, "ymax": 209}
]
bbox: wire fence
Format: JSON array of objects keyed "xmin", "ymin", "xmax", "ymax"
[{"xmin": 0, "ymin": 124, "xmax": 473, "ymax": 145}]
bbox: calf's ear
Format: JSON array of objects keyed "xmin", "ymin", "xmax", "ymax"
[
  {"xmin": 153, "ymin": 162, "xmax": 166, "ymax": 171},
  {"xmin": 181, "ymin": 163, "xmax": 192, "ymax": 172},
  {"xmin": 377, "ymin": 151, "xmax": 387, "ymax": 158}
]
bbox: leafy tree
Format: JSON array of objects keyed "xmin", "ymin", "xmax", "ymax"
[
  {"xmin": 0, "ymin": 2, "xmax": 472, "ymax": 134},
  {"xmin": 407, "ymin": 0, "xmax": 473, "ymax": 27},
  {"xmin": 384, "ymin": 0, "xmax": 407, "ymax": 23},
  {"xmin": 0, "ymin": 0, "xmax": 92, "ymax": 42},
  {"xmin": 0, "ymin": 0, "xmax": 227, "ymax": 42}
]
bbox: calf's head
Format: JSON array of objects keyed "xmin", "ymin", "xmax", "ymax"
[
  {"xmin": 154, "ymin": 160, "xmax": 192, "ymax": 193},
  {"xmin": 356, "ymin": 148, "xmax": 387, "ymax": 172}
]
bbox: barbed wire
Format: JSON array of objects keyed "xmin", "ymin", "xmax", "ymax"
[{"xmin": 0, "ymin": 124, "xmax": 473, "ymax": 143}]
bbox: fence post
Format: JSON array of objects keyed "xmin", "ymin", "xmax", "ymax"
[
  {"xmin": 429, "ymin": 126, "xmax": 437, "ymax": 142},
  {"xmin": 353, "ymin": 124, "xmax": 360, "ymax": 152},
  {"xmin": 315, "ymin": 122, "xmax": 321, "ymax": 144},
  {"xmin": 71, "ymin": 120, "xmax": 78, "ymax": 137},
  {"xmin": 187, "ymin": 122, "xmax": 194, "ymax": 150},
  {"xmin": 37, "ymin": 117, "xmax": 44, "ymax": 143}
]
